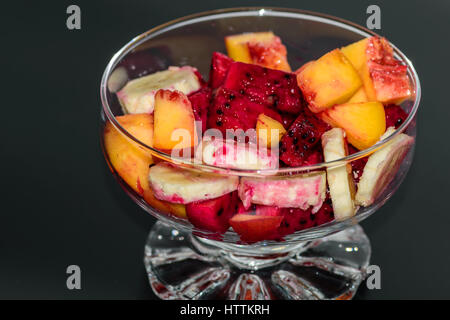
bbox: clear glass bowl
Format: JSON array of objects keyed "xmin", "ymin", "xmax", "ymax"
[{"xmin": 100, "ymin": 7, "xmax": 420, "ymax": 300}]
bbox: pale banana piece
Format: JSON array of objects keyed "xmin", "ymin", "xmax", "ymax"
[
  {"xmin": 116, "ymin": 66, "xmax": 201, "ymax": 114},
  {"xmin": 238, "ymin": 172, "xmax": 326, "ymax": 212},
  {"xmin": 321, "ymin": 128, "xmax": 356, "ymax": 221},
  {"xmin": 202, "ymin": 138, "xmax": 279, "ymax": 170},
  {"xmin": 355, "ymin": 127, "xmax": 414, "ymax": 206},
  {"xmin": 148, "ymin": 162, "xmax": 238, "ymax": 204}
]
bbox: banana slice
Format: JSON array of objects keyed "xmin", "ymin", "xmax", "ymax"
[
  {"xmin": 202, "ymin": 138, "xmax": 279, "ymax": 170},
  {"xmin": 322, "ymin": 128, "xmax": 356, "ymax": 220},
  {"xmin": 355, "ymin": 127, "xmax": 414, "ymax": 206},
  {"xmin": 148, "ymin": 162, "xmax": 238, "ymax": 204},
  {"xmin": 238, "ymin": 172, "xmax": 326, "ymax": 212},
  {"xmin": 117, "ymin": 66, "xmax": 201, "ymax": 114}
]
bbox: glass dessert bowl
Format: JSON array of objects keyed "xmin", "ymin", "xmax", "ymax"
[{"xmin": 100, "ymin": 7, "xmax": 420, "ymax": 300}]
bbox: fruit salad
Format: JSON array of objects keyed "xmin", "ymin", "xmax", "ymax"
[{"xmin": 104, "ymin": 32, "xmax": 414, "ymax": 243}]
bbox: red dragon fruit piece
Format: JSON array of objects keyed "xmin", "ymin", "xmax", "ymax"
[
  {"xmin": 207, "ymin": 87, "xmax": 282, "ymax": 137},
  {"xmin": 277, "ymin": 200, "xmax": 334, "ymax": 236},
  {"xmin": 384, "ymin": 104, "xmax": 408, "ymax": 129},
  {"xmin": 280, "ymin": 108, "xmax": 330, "ymax": 167},
  {"xmin": 280, "ymin": 112, "xmax": 297, "ymax": 129},
  {"xmin": 302, "ymin": 149, "xmax": 324, "ymax": 166},
  {"xmin": 348, "ymin": 145, "xmax": 369, "ymax": 183},
  {"xmin": 209, "ymin": 52, "xmax": 234, "ymax": 89},
  {"xmin": 188, "ymin": 87, "xmax": 212, "ymax": 133},
  {"xmin": 186, "ymin": 191, "xmax": 239, "ymax": 233},
  {"xmin": 223, "ymin": 61, "xmax": 305, "ymax": 114}
]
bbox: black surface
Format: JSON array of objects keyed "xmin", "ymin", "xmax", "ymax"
[{"xmin": 1, "ymin": 0, "xmax": 449, "ymax": 299}]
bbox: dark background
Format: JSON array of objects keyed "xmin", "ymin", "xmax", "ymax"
[{"xmin": 1, "ymin": 0, "xmax": 448, "ymax": 299}]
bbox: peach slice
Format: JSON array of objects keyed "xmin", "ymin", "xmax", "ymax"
[
  {"xmin": 320, "ymin": 101, "xmax": 386, "ymax": 150},
  {"xmin": 153, "ymin": 89, "xmax": 198, "ymax": 152},
  {"xmin": 225, "ymin": 32, "xmax": 291, "ymax": 72},
  {"xmin": 341, "ymin": 37, "xmax": 412, "ymax": 104},
  {"xmin": 103, "ymin": 114, "xmax": 154, "ymax": 195},
  {"xmin": 347, "ymin": 87, "xmax": 368, "ymax": 103},
  {"xmin": 229, "ymin": 214, "xmax": 283, "ymax": 242},
  {"xmin": 296, "ymin": 49, "xmax": 362, "ymax": 113},
  {"xmin": 256, "ymin": 114, "xmax": 287, "ymax": 148}
]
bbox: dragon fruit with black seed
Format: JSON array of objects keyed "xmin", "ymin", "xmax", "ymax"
[
  {"xmin": 186, "ymin": 191, "xmax": 239, "ymax": 233},
  {"xmin": 278, "ymin": 200, "xmax": 334, "ymax": 236},
  {"xmin": 209, "ymin": 52, "xmax": 234, "ymax": 89},
  {"xmin": 385, "ymin": 104, "xmax": 408, "ymax": 129},
  {"xmin": 280, "ymin": 112, "xmax": 297, "ymax": 129},
  {"xmin": 207, "ymin": 87, "xmax": 282, "ymax": 137},
  {"xmin": 223, "ymin": 61, "xmax": 305, "ymax": 114},
  {"xmin": 188, "ymin": 87, "xmax": 212, "ymax": 133},
  {"xmin": 280, "ymin": 108, "xmax": 330, "ymax": 167}
]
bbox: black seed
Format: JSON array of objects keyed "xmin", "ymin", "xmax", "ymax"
[
  {"xmin": 396, "ymin": 118, "xmax": 403, "ymax": 125},
  {"xmin": 284, "ymin": 74, "xmax": 291, "ymax": 79},
  {"xmin": 216, "ymin": 120, "xmax": 223, "ymax": 126},
  {"xmin": 245, "ymin": 72, "xmax": 251, "ymax": 78},
  {"xmin": 274, "ymin": 80, "xmax": 280, "ymax": 85},
  {"xmin": 308, "ymin": 137, "xmax": 316, "ymax": 143},
  {"xmin": 293, "ymin": 137, "xmax": 298, "ymax": 145},
  {"xmin": 301, "ymin": 133, "xmax": 308, "ymax": 139},
  {"xmin": 217, "ymin": 208, "xmax": 224, "ymax": 216},
  {"xmin": 310, "ymin": 213, "xmax": 316, "ymax": 221},
  {"xmin": 225, "ymin": 102, "xmax": 231, "ymax": 109},
  {"xmin": 303, "ymin": 144, "xmax": 309, "ymax": 151},
  {"xmin": 281, "ymin": 146, "xmax": 287, "ymax": 153},
  {"xmin": 299, "ymin": 219, "xmax": 307, "ymax": 225},
  {"xmin": 273, "ymin": 100, "xmax": 278, "ymax": 107},
  {"xmin": 325, "ymin": 198, "xmax": 332, "ymax": 205},
  {"xmin": 239, "ymin": 89, "xmax": 245, "ymax": 94},
  {"xmin": 216, "ymin": 109, "xmax": 223, "ymax": 115},
  {"xmin": 288, "ymin": 130, "xmax": 294, "ymax": 137},
  {"xmin": 284, "ymin": 221, "xmax": 290, "ymax": 227},
  {"xmin": 229, "ymin": 94, "xmax": 235, "ymax": 100},
  {"xmin": 295, "ymin": 145, "xmax": 299, "ymax": 151}
]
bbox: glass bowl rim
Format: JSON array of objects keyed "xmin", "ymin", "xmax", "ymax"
[{"xmin": 100, "ymin": 6, "xmax": 421, "ymax": 176}]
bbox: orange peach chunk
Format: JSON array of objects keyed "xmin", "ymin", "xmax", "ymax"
[
  {"xmin": 320, "ymin": 102, "xmax": 386, "ymax": 150},
  {"xmin": 225, "ymin": 32, "xmax": 291, "ymax": 72},
  {"xmin": 296, "ymin": 49, "xmax": 362, "ymax": 113},
  {"xmin": 153, "ymin": 89, "xmax": 198, "ymax": 151},
  {"xmin": 347, "ymin": 87, "xmax": 368, "ymax": 103},
  {"xmin": 103, "ymin": 114, "xmax": 154, "ymax": 195},
  {"xmin": 341, "ymin": 37, "xmax": 412, "ymax": 104},
  {"xmin": 256, "ymin": 114, "xmax": 287, "ymax": 148}
]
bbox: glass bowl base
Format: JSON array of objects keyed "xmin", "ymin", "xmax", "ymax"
[{"xmin": 144, "ymin": 221, "xmax": 371, "ymax": 300}]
